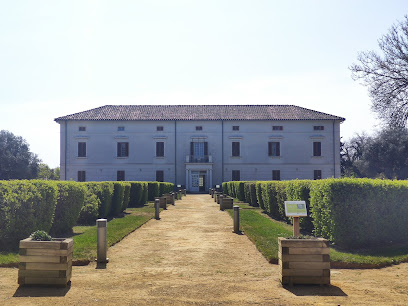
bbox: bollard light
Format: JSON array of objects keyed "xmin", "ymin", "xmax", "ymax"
[
  {"xmin": 155, "ymin": 199, "xmax": 160, "ymax": 220},
  {"xmin": 233, "ymin": 205, "xmax": 240, "ymax": 234},
  {"xmin": 96, "ymin": 219, "xmax": 109, "ymax": 263}
]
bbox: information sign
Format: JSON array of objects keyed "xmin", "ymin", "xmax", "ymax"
[{"xmin": 284, "ymin": 201, "xmax": 307, "ymax": 217}]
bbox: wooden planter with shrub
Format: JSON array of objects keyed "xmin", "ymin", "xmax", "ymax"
[
  {"xmin": 278, "ymin": 237, "xmax": 330, "ymax": 286},
  {"xmin": 163, "ymin": 193, "xmax": 174, "ymax": 205},
  {"xmin": 18, "ymin": 238, "xmax": 73, "ymax": 286},
  {"xmin": 155, "ymin": 197, "xmax": 167, "ymax": 209},
  {"xmin": 220, "ymin": 197, "xmax": 233, "ymax": 210}
]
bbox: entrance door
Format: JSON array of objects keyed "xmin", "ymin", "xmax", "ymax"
[{"xmin": 199, "ymin": 174, "xmax": 206, "ymax": 192}]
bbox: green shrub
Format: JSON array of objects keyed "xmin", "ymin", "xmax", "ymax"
[
  {"xmin": 310, "ymin": 178, "xmax": 408, "ymax": 248},
  {"xmin": 111, "ymin": 182, "xmax": 125, "ymax": 216},
  {"xmin": 84, "ymin": 182, "xmax": 114, "ymax": 218},
  {"xmin": 30, "ymin": 180, "xmax": 58, "ymax": 233},
  {"xmin": 148, "ymin": 182, "xmax": 160, "ymax": 201},
  {"xmin": 129, "ymin": 182, "xmax": 148, "ymax": 207},
  {"xmin": 122, "ymin": 182, "xmax": 131, "ymax": 211},
  {"xmin": 50, "ymin": 181, "xmax": 86, "ymax": 236},
  {"xmin": 159, "ymin": 182, "xmax": 173, "ymax": 196},
  {"xmin": 30, "ymin": 230, "xmax": 52, "ymax": 241},
  {"xmin": 255, "ymin": 182, "xmax": 265, "ymax": 210},
  {"xmin": 77, "ymin": 188, "xmax": 100, "ymax": 225}
]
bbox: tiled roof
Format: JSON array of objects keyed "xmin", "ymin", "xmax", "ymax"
[{"xmin": 55, "ymin": 105, "xmax": 345, "ymax": 121}]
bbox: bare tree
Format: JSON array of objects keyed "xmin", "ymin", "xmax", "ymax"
[{"xmin": 350, "ymin": 15, "xmax": 408, "ymax": 127}]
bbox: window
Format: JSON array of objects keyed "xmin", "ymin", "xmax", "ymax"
[
  {"xmin": 196, "ymin": 126, "xmax": 203, "ymax": 131},
  {"xmin": 156, "ymin": 142, "xmax": 164, "ymax": 157},
  {"xmin": 157, "ymin": 126, "xmax": 163, "ymax": 131},
  {"xmin": 268, "ymin": 142, "xmax": 280, "ymax": 157},
  {"xmin": 190, "ymin": 141, "xmax": 208, "ymax": 162},
  {"xmin": 79, "ymin": 126, "xmax": 86, "ymax": 131},
  {"xmin": 117, "ymin": 170, "xmax": 125, "ymax": 181},
  {"xmin": 232, "ymin": 170, "xmax": 240, "ymax": 181},
  {"xmin": 156, "ymin": 170, "xmax": 164, "ymax": 182},
  {"xmin": 118, "ymin": 126, "xmax": 125, "ymax": 131},
  {"xmin": 78, "ymin": 142, "xmax": 86, "ymax": 157},
  {"xmin": 314, "ymin": 126, "xmax": 324, "ymax": 131},
  {"xmin": 313, "ymin": 142, "xmax": 322, "ymax": 156},
  {"xmin": 78, "ymin": 171, "xmax": 86, "ymax": 182},
  {"xmin": 272, "ymin": 170, "xmax": 281, "ymax": 181},
  {"xmin": 232, "ymin": 142, "xmax": 240, "ymax": 157},
  {"xmin": 314, "ymin": 170, "xmax": 322, "ymax": 180},
  {"xmin": 233, "ymin": 126, "xmax": 239, "ymax": 131},
  {"xmin": 273, "ymin": 126, "xmax": 283, "ymax": 131},
  {"xmin": 117, "ymin": 142, "xmax": 129, "ymax": 157}
]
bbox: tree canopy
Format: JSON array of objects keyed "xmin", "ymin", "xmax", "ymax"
[
  {"xmin": 0, "ymin": 130, "xmax": 40, "ymax": 180},
  {"xmin": 350, "ymin": 15, "xmax": 408, "ymax": 127}
]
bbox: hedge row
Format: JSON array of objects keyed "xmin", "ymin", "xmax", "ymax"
[
  {"xmin": 0, "ymin": 180, "xmax": 173, "ymax": 250},
  {"xmin": 223, "ymin": 179, "xmax": 408, "ymax": 248}
]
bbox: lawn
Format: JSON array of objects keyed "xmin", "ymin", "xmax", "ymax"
[
  {"xmin": 0, "ymin": 203, "xmax": 156, "ymax": 266},
  {"xmin": 227, "ymin": 202, "xmax": 408, "ymax": 268}
]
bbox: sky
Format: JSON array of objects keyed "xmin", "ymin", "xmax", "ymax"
[{"xmin": 1, "ymin": 0, "xmax": 407, "ymax": 168}]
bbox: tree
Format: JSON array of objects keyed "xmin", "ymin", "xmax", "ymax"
[
  {"xmin": 0, "ymin": 130, "xmax": 40, "ymax": 180},
  {"xmin": 350, "ymin": 15, "xmax": 408, "ymax": 127},
  {"xmin": 341, "ymin": 133, "xmax": 370, "ymax": 177},
  {"xmin": 38, "ymin": 163, "xmax": 60, "ymax": 180}
]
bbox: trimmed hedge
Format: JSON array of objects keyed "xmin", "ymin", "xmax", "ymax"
[
  {"xmin": 310, "ymin": 178, "xmax": 408, "ymax": 248},
  {"xmin": 50, "ymin": 181, "xmax": 86, "ymax": 235},
  {"xmin": 148, "ymin": 182, "xmax": 160, "ymax": 201},
  {"xmin": 159, "ymin": 182, "xmax": 174, "ymax": 196},
  {"xmin": 84, "ymin": 182, "xmax": 114, "ymax": 219},
  {"xmin": 0, "ymin": 180, "xmax": 57, "ymax": 249},
  {"xmin": 128, "ymin": 182, "xmax": 148, "ymax": 207}
]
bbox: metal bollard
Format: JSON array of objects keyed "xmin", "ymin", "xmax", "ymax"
[
  {"xmin": 233, "ymin": 205, "xmax": 240, "ymax": 233},
  {"xmin": 155, "ymin": 199, "xmax": 160, "ymax": 220},
  {"xmin": 96, "ymin": 219, "xmax": 109, "ymax": 263},
  {"xmin": 172, "ymin": 193, "xmax": 176, "ymax": 205}
]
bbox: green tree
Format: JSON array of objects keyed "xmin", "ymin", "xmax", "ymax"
[
  {"xmin": 38, "ymin": 163, "xmax": 60, "ymax": 180},
  {"xmin": 0, "ymin": 130, "xmax": 40, "ymax": 179},
  {"xmin": 350, "ymin": 16, "xmax": 408, "ymax": 127}
]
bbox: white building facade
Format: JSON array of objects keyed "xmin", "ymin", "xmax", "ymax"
[{"xmin": 55, "ymin": 105, "xmax": 345, "ymax": 192}]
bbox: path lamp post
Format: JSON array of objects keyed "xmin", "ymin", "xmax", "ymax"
[{"xmin": 96, "ymin": 219, "xmax": 109, "ymax": 264}]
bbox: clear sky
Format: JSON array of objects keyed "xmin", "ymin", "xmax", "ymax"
[{"xmin": 1, "ymin": 1, "xmax": 407, "ymax": 168}]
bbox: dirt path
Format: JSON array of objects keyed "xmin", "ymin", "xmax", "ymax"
[{"xmin": 1, "ymin": 194, "xmax": 408, "ymax": 305}]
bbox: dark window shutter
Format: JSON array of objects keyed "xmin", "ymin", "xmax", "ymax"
[
  {"xmin": 276, "ymin": 142, "xmax": 280, "ymax": 156},
  {"xmin": 204, "ymin": 142, "xmax": 208, "ymax": 155},
  {"xmin": 268, "ymin": 142, "xmax": 272, "ymax": 156},
  {"xmin": 190, "ymin": 142, "xmax": 194, "ymax": 155}
]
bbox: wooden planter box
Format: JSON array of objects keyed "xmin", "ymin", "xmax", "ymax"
[
  {"xmin": 163, "ymin": 193, "xmax": 174, "ymax": 205},
  {"xmin": 18, "ymin": 238, "xmax": 73, "ymax": 286},
  {"xmin": 155, "ymin": 197, "xmax": 167, "ymax": 209},
  {"xmin": 217, "ymin": 194, "xmax": 223, "ymax": 204},
  {"xmin": 278, "ymin": 237, "xmax": 330, "ymax": 286},
  {"xmin": 220, "ymin": 197, "xmax": 233, "ymax": 210}
]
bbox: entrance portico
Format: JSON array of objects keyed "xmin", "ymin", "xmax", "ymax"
[{"xmin": 185, "ymin": 164, "xmax": 213, "ymax": 193}]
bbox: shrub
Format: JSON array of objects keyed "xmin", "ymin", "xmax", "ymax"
[
  {"xmin": 30, "ymin": 230, "xmax": 52, "ymax": 241},
  {"xmin": 122, "ymin": 182, "xmax": 131, "ymax": 211},
  {"xmin": 148, "ymin": 182, "xmax": 160, "ymax": 201},
  {"xmin": 30, "ymin": 180, "xmax": 58, "ymax": 233},
  {"xmin": 50, "ymin": 181, "xmax": 86, "ymax": 236},
  {"xmin": 84, "ymin": 182, "xmax": 114, "ymax": 218},
  {"xmin": 111, "ymin": 182, "xmax": 125, "ymax": 216},
  {"xmin": 77, "ymin": 188, "xmax": 100, "ymax": 225},
  {"xmin": 310, "ymin": 178, "xmax": 408, "ymax": 248},
  {"xmin": 159, "ymin": 182, "xmax": 173, "ymax": 196},
  {"xmin": 129, "ymin": 182, "xmax": 148, "ymax": 207},
  {"xmin": 255, "ymin": 182, "xmax": 265, "ymax": 210}
]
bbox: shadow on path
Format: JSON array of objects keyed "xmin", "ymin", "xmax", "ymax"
[
  {"xmin": 283, "ymin": 284, "xmax": 347, "ymax": 297},
  {"xmin": 13, "ymin": 283, "xmax": 71, "ymax": 298}
]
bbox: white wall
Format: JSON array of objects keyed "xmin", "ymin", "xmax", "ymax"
[{"xmin": 59, "ymin": 119, "xmax": 342, "ymax": 187}]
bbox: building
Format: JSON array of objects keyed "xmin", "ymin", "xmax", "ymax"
[{"xmin": 55, "ymin": 105, "xmax": 345, "ymax": 192}]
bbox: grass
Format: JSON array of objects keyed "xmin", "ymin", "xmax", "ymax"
[
  {"xmin": 0, "ymin": 203, "xmax": 156, "ymax": 266},
  {"xmin": 226, "ymin": 202, "xmax": 408, "ymax": 267}
]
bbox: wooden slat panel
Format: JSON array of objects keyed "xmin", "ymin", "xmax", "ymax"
[
  {"xmin": 25, "ymin": 260, "xmax": 72, "ymax": 271},
  {"xmin": 279, "ymin": 252, "xmax": 327, "ymax": 262},
  {"xmin": 281, "ymin": 269, "xmax": 324, "ymax": 277},
  {"xmin": 279, "ymin": 239, "xmax": 329, "ymax": 248},
  {"xmin": 20, "ymin": 255, "xmax": 61, "ymax": 263},
  {"xmin": 18, "ymin": 270, "xmax": 63, "ymax": 278},
  {"xmin": 288, "ymin": 247, "xmax": 330, "ymax": 255},
  {"xmin": 24, "ymin": 246, "xmax": 73, "ymax": 256},
  {"xmin": 288, "ymin": 261, "xmax": 331, "ymax": 270},
  {"xmin": 280, "ymin": 275, "xmax": 330, "ymax": 285},
  {"xmin": 19, "ymin": 277, "xmax": 69, "ymax": 285}
]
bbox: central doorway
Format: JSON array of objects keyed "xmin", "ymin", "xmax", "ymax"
[{"xmin": 190, "ymin": 170, "xmax": 208, "ymax": 193}]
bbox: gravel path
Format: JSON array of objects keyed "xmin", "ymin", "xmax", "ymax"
[{"xmin": 1, "ymin": 194, "xmax": 408, "ymax": 305}]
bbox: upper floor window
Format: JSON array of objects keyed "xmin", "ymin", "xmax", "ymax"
[
  {"xmin": 78, "ymin": 142, "xmax": 86, "ymax": 157},
  {"xmin": 233, "ymin": 126, "xmax": 239, "ymax": 131},
  {"xmin": 232, "ymin": 170, "xmax": 240, "ymax": 181},
  {"xmin": 156, "ymin": 142, "xmax": 164, "ymax": 157},
  {"xmin": 314, "ymin": 170, "xmax": 322, "ymax": 180},
  {"xmin": 272, "ymin": 170, "xmax": 281, "ymax": 181},
  {"xmin": 118, "ymin": 126, "xmax": 125, "ymax": 131},
  {"xmin": 78, "ymin": 171, "xmax": 86, "ymax": 182},
  {"xmin": 313, "ymin": 142, "xmax": 322, "ymax": 156},
  {"xmin": 273, "ymin": 126, "xmax": 283, "ymax": 131},
  {"xmin": 268, "ymin": 142, "xmax": 280, "ymax": 157},
  {"xmin": 117, "ymin": 170, "xmax": 125, "ymax": 181},
  {"xmin": 117, "ymin": 142, "xmax": 129, "ymax": 157},
  {"xmin": 190, "ymin": 142, "xmax": 208, "ymax": 161},
  {"xmin": 232, "ymin": 142, "xmax": 240, "ymax": 157},
  {"xmin": 156, "ymin": 170, "xmax": 164, "ymax": 182},
  {"xmin": 157, "ymin": 126, "xmax": 164, "ymax": 131},
  {"xmin": 314, "ymin": 126, "xmax": 324, "ymax": 131},
  {"xmin": 196, "ymin": 126, "xmax": 203, "ymax": 131},
  {"xmin": 79, "ymin": 126, "xmax": 86, "ymax": 131}
]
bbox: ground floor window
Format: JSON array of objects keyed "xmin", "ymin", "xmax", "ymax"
[
  {"xmin": 78, "ymin": 171, "xmax": 86, "ymax": 182},
  {"xmin": 272, "ymin": 170, "xmax": 280, "ymax": 180},
  {"xmin": 117, "ymin": 170, "xmax": 125, "ymax": 181},
  {"xmin": 314, "ymin": 170, "xmax": 322, "ymax": 180},
  {"xmin": 232, "ymin": 170, "xmax": 240, "ymax": 181},
  {"xmin": 156, "ymin": 170, "xmax": 164, "ymax": 182}
]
